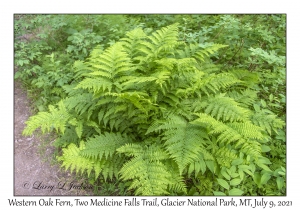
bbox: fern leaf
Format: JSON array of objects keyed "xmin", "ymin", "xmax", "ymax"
[
  {"xmin": 72, "ymin": 60, "xmax": 93, "ymax": 80},
  {"xmin": 147, "ymin": 115, "xmax": 208, "ymax": 174},
  {"xmin": 57, "ymin": 141, "xmax": 94, "ymax": 176},
  {"xmin": 118, "ymin": 143, "xmax": 171, "ymax": 195},
  {"xmin": 251, "ymin": 111, "xmax": 285, "ymax": 135},
  {"xmin": 76, "ymin": 43, "xmax": 133, "ymax": 94},
  {"xmin": 177, "ymin": 43, "xmax": 228, "ymax": 62},
  {"xmin": 64, "ymin": 93, "xmax": 95, "ymax": 115},
  {"xmin": 192, "ymin": 113, "xmax": 264, "ymax": 158},
  {"xmin": 108, "ymin": 91, "xmax": 154, "ymax": 114},
  {"xmin": 227, "ymin": 89, "xmax": 258, "ymax": 108},
  {"xmin": 139, "ymin": 23, "xmax": 180, "ymax": 59},
  {"xmin": 74, "ymin": 120, "xmax": 83, "ymax": 138},
  {"xmin": 164, "ymin": 160, "xmax": 187, "ymax": 194},
  {"xmin": 100, "ymin": 155, "xmax": 125, "ymax": 181},
  {"xmin": 122, "ymin": 158, "xmax": 171, "ymax": 195},
  {"xmin": 76, "ymin": 77, "xmax": 113, "ymax": 93},
  {"xmin": 196, "ymin": 72, "xmax": 240, "ymax": 95},
  {"xmin": 229, "ymin": 69, "xmax": 260, "ymax": 88},
  {"xmin": 121, "ymin": 27, "xmax": 147, "ymax": 58},
  {"xmin": 57, "ymin": 140, "xmax": 125, "ymax": 180},
  {"xmin": 214, "ymin": 147, "xmax": 238, "ymax": 167},
  {"xmin": 80, "ymin": 132, "xmax": 132, "ymax": 160},
  {"xmin": 23, "ymin": 100, "xmax": 70, "ymax": 136},
  {"xmin": 200, "ymin": 94, "xmax": 251, "ymax": 122}
]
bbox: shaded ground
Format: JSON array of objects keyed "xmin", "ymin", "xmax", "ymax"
[{"xmin": 14, "ymin": 81, "xmax": 94, "ymax": 196}]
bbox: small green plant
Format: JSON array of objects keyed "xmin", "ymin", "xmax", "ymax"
[{"xmin": 66, "ymin": 29, "xmax": 104, "ymax": 60}]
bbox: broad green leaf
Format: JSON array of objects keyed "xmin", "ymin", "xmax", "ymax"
[
  {"xmin": 230, "ymin": 178, "xmax": 242, "ymax": 186},
  {"xmin": 258, "ymin": 157, "xmax": 272, "ymax": 165},
  {"xmin": 261, "ymin": 99, "xmax": 267, "ymax": 107},
  {"xmin": 256, "ymin": 162, "xmax": 272, "ymax": 172},
  {"xmin": 269, "ymin": 94, "xmax": 274, "ymax": 102},
  {"xmin": 261, "ymin": 145, "xmax": 271, "ymax": 152},
  {"xmin": 213, "ymin": 191, "xmax": 227, "ymax": 196},
  {"xmin": 239, "ymin": 165, "xmax": 253, "ymax": 176},
  {"xmin": 238, "ymin": 169, "xmax": 244, "ymax": 180},
  {"xmin": 260, "ymin": 173, "xmax": 271, "ymax": 185},
  {"xmin": 249, "ymin": 163, "xmax": 256, "ymax": 173},
  {"xmin": 206, "ymin": 160, "xmax": 215, "ymax": 173},
  {"xmin": 253, "ymin": 172, "xmax": 261, "ymax": 185},
  {"xmin": 230, "ymin": 165, "xmax": 236, "ymax": 174},
  {"xmin": 231, "ymin": 172, "xmax": 240, "ymax": 178},
  {"xmin": 246, "ymin": 155, "xmax": 251, "ymax": 162},
  {"xmin": 75, "ymin": 121, "xmax": 83, "ymax": 138},
  {"xmin": 232, "ymin": 158, "xmax": 243, "ymax": 166},
  {"xmin": 217, "ymin": 178, "xmax": 229, "ymax": 190},
  {"xmin": 194, "ymin": 161, "xmax": 201, "ymax": 176},
  {"xmin": 221, "ymin": 169, "xmax": 231, "ymax": 181},
  {"xmin": 254, "ymin": 104, "xmax": 260, "ymax": 112},
  {"xmin": 229, "ymin": 188, "xmax": 244, "ymax": 196},
  {"xmin": 200, "ymin": 160, "xmax": 206, "ymax": 174},
  {"xmin": 276, "ymin": 177, "xmax": 284, "ymax": 190}
]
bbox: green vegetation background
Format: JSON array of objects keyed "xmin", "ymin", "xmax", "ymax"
[{"xmin": 14, "ymin": 14, "xmax": 286, "ymax": 196}]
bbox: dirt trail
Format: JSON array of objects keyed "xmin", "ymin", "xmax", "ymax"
[{"xmin": 14, "ymin": 81, "xmax": 93, "ymax": 196}]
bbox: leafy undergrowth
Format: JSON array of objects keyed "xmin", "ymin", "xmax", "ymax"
[{"xmin": 15, "ymin": 14, "xmax": 286, "ymax": 196}]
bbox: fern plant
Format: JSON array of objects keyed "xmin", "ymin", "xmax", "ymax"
[{"xmin": 23, "ymin": 23, "xmax": 285, "ymax": 195}]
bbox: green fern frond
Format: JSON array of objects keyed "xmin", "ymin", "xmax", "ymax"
[
  {"xmin": 80, "ymin": 132, "xmax": 132, "ymax": 160},
  {"xmin": 194, "ymin": 174, "xmax": 214, "ymax": 195},
  {"xmin": 64, "ymin": 93, "xmax": 95, "ymax": 115},
  {"xmin": 228, "ymin": 122, "xmax": 264, "ymax": 140},
  {"xmin": 107, "ymin": 91, "xmax": 154, "ymax": 114},
  {"xmin": 54, "ymin": 127, "xmax": 80, "ymax": 148},
  {"xmin": 76, "ymin": 77, "xmax": 113, "ymax": 93},
  {"xmin": 251, "ymin": 111, "xmax": 285, "ymax": 135},
  {"xmin": 72, "ymin": 60, "xmax": 93, "ymax": 79},
  {"xmin": 57, "ymin": 141, "xmax": 94, "ymax": 176},
  {"xmin": 23, "ymin": 100, "xmax": 70, "ymax": 136},
  {"xmin": 188, "ymin": 159, "xmax": 207, "ymax": 177},
  {"xmin": 121, "ymin": 27, "xmax": 147, "ymax": 58},
  {"xmin": 100, "ymin": 155, "xmax": 125, "ymax": 181},
  {"xmin": 146, "ymin": 115, "xmax": 208, "ymax": 174},
  {"xmin": 227, "ymin": 89, "xmax": 258, "ymax": 108},
  {"xmin": 121, "ymin": 69, "xmax": 171, "ymax": 91},
  {"xmin": 229, "ymin": 69, "xmax": 260, "ymax": 88},
  {"xmin": 57, "ymin": 141, "xmax": 125, "ymax": 180},
  {"xmin": 76, "ymin": 43, "xmax": 133, "ymax": 94},
  {"xmin": 122, "ymin": 158, "xmax": 171, "ymax": 195},
  {"xmin": 138, "ymin": 23, "xmax": 181, "ymax": 59},
  {"xmin": 214, "ymin": 147, "xmax": 238, "ymax": 167},
  {"xmin": 117, "ymin": 143, "xmax": 169, "ymax": 161},
  {"xmin": 163, "ymin": 125, "xmax": 207, "ymax": 173},
  {"xmin": 146, "ymin": 114, "xmax": 186, "ymax": 135},
  {"xmin": 192, "ymin": 113, "xmax": 264, "ymax": 158},
  {"xmin": 117, "ymin": 143, "xmax": 171, "ymax": 195},
  {"xmin": 192, "ymin": 113, "xmax": 240, "ymax": 144},
  {"xmin": 165, "ymin": 161, "xmax": 187, "ymax": 194},
  {"xmin": 86, "ymin": 45, "xmax": 104, "ymax": 64},
  {"xmin": 239, "ymin": 139, "xmax": 262, "ymax": 158},
  {"xmin": 177, "ymin": 43, "xmax": 228, "ymax": 63},
  {"xmin": 200, "ymin": 94, "xmax": 251, "ymax": 122},
  {"xmin": 197, "ymin": 72, "xmax": 240, "ymax": 95},
  {"xmin": 68, "ymin": 119, "xmax": 83, "ymax": 138}
]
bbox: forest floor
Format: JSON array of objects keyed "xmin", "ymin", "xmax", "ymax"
[{"xmin": 14, "ymin": 80, "xmax": 94, "ymax": 196}]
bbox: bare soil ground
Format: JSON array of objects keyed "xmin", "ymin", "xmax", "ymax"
[{"xmin": 14, "ymin": 81, "xmax": 94, "ymax": 196}]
